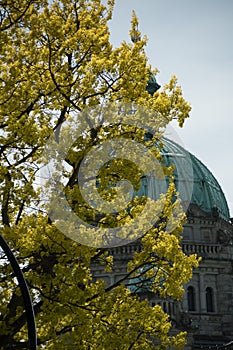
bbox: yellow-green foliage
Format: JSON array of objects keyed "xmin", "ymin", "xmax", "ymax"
[{"xmin": 0, "ymin": 0, "xmax": 197, "ymax": 349}]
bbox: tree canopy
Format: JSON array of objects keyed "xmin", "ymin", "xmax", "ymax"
[{"xmin": 0, "ymin": 0, "xmax": 198, "ymax": 349}]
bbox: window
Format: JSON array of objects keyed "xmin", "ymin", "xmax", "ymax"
[
  {"xmin": 163, "ymin": 301, "xmax": 167, "ymax": 313},
  {"xmin": 187, "ymin": 286, "xmax": 196, "ymax": 311},
  {"xmin": 168, "ymin": 302, "xmax": 172, "ymax": 315},
  {"xmin": 206, "ymin": 287, "xmax": 214, "ymax": 312}
]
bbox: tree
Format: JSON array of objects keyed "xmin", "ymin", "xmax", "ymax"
[{"xmin": 0, "ymin": 0, "xmax": 198, "ymax": 349}]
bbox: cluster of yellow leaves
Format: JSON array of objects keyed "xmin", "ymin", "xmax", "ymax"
[{"xmin": 0, "ymin": 0, "xmax": 196, "ymax": 349}]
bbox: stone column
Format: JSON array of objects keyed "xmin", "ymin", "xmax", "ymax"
[{"xmin": 199, "ymin": 273, "xmax": 206, "ymax": 313}]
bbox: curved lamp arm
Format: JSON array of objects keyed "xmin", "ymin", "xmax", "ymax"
[{"xmin": 0, "ymin": 234, "xmax": 37, "ymax": 349}]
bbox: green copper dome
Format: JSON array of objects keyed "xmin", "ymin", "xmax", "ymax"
[
  {"xmin": 160, "ymin": 138, "xmax": 230, "ymax": 221},
  {"xmin": 137, "ymin": 136, "xmax": 229, "ymax": 221},
  {"xmin": 143, "ymin": 78, "xmax": 229, "ymax": 220}
]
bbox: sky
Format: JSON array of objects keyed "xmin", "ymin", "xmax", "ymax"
[{"xmin": 107, "ymin": 0, "xmax": 233, "ymax": 216}]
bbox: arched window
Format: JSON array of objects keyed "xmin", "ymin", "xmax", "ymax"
[
  {"xmin": 206, "ymin": 287, "xmax": 214, "ymax": 312},
  {"xmin": 163, "ymin": 301, "xmax": 167, "ymax": 313},
  {"xmin": 187, "ymin": 286, "xmax": 196, "ymax": 311},
  {"xmin": 172, "ymin": 303, "xmax": 176, "ymax": 315}
]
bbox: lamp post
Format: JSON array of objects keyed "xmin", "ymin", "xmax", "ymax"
[{"xmin": 0, "ymin": 234, "xmax": 37, "ymax": 349}]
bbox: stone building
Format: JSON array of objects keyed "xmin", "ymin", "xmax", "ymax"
[{"xmin": 92, "ymin": 138, "xmax": 233, "ymax": 349}]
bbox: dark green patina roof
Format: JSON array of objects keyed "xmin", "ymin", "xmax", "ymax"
[
  {"xmin": 144, "ymin": 77, "xmax": 229, "ymax": 218},
  {"xmin": 161, "ymin": 138, "xmax": 230, "ymax": 221},
  {"xmin": 146, "ymin": 74, "xmax": 160, "ymax": 95}
]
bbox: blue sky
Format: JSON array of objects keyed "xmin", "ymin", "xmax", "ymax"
[{"xmin": 107, "ymin": 0, "xmax": 233, "ymax": 216}]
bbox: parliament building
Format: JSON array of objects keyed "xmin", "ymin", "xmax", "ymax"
[{"xmin": 92, "ymin": 138, "xmax": 233, "ymax": 349}]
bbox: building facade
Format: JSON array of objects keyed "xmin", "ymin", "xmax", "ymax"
[{"xmin": 92, "ymin": 139, "xmax": 233, "ymax": 349}]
